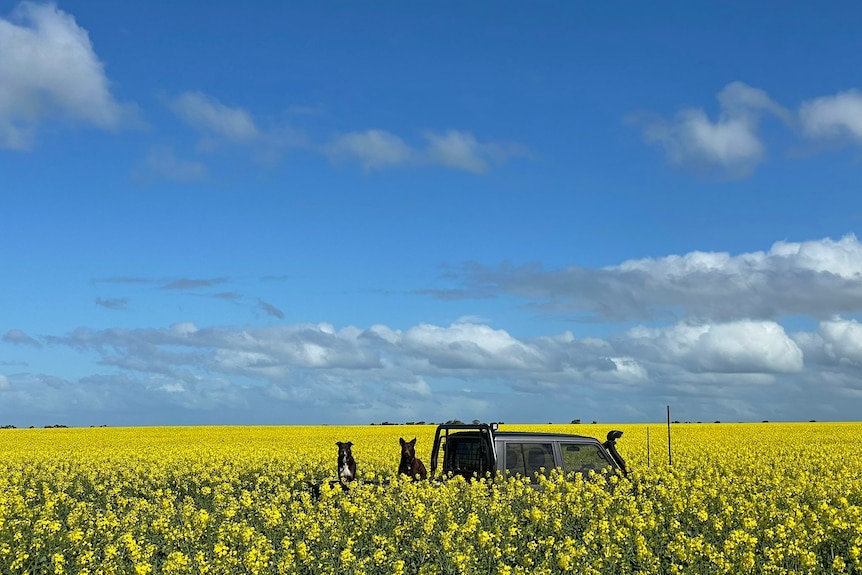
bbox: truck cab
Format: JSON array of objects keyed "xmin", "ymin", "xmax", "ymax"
[{"xmin": 430, "ymin": 423, "xmax": 626, "ymax": 481}]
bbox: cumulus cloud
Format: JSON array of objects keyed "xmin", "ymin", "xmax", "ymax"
[
  {"xmin": 630, "ymin": 81, "xmax": 789, "ymax": 177},
  {"xmin": 3, "ymin": 328, "xmax": 41, "ymax": 347},
  {"xmin": 42, "ymin": 318, "xmax": 804, "ymax": 401},
  {"xmin": 423, "ymin": 130, "xmax": 532, "ymax": 173},
  {"xmin": 0, "ymin": 371, "xmax": 250, "ymax": 424},
  {"xmin": 0, "ymin": 1, "xmax": 133, "ymax": 149},
  {"xmin": 793, "ymin": 317, "xmax": 862, "ymax": 366},
  {"xmin": 328, "ymin": 129, "xmax": 413, "ymax": 170},
  {"xmin": 799, "ymin": 89, "xmax": 862, "ymax": 143},
  {"xmin": 23, "ymin": 313, "xmax": 862, "ymax": 425},
  {"xmin": 327, "ymin": 128, "xmax": 529, "ymax": 173},
  {"xmin": 161, "ymin": 91, "xmax": 309, "ymax": 172},
  {"xmin": 41, "ymin": 321, "xmax": 615, "ymax": 389},
  {"xmin": 623, "ymin": 320, "xmax": 803, "ymax": 374},
  {"xmin": 423, "ymin": 130, "xmax": 489, "ymax": 173},
  {"xmin": 11, "ymin": 233, "xmax": 862, "ymax": 425},
  {"xmin": 169, "ymin": 91, "xmax": 261, "ymax": 145},
  {"xmin": 718, "ymin": 81, "xmax": 791, "ymax": 121},
  {"xmin": 162, "ymin": 88, "xmax": 524, "ymax": 174},
  {"xmin": 398, "ymin": 322, "xmax": 547, "ymax": 370},
  {"xmin": 446, "ymin": 234, "xmax": 862, "ymax": 322}
]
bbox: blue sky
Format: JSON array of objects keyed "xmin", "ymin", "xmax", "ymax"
[{"xmin": 3, "ymin": 1, "xmax": 862, "ymax": 426}]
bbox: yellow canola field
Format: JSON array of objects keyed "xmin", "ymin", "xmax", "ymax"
[{"xmin": 1, "ymin": 422, "xmax": 861, "ymax": 575}]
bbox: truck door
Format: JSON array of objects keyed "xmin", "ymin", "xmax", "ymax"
[{"xmin": 503, "ymin": 442, "xmax": 554, "ymax": 481}]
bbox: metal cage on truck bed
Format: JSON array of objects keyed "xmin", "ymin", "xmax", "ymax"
[{"xmin": 430, "ymin": 423, "xmax": 498, "ymax": 479}]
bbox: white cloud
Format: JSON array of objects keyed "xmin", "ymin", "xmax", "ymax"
[
  {"xmin": 158, "ymin": 91, "xmax": 310, "ymax": 174},
  {"xmin": 631, "ymin": 81, "xmax": 788, "ymax": 177},
  {"xmin": 793, "ymin": 318, "xmax": 862, "ymax": 366},
  {"xmin": 799, "ymin": 89, "xmax": 862, "ymax": 142},
  {"xmin": 0, "ymin": 1, "xmax": 132, "ymax": 149},
  {"xmin": 328, "ymin": 129, "xmax": 413, "ymax": 170},
  {"xmin": 400, "ymin": 322, "xmax": 546, "ymax": 370},
  {"xmin": 327, "ymin": 128, "xmax": 530, "ymax": 173},
  {"xmin": 162, "ymin": 89, "xmax": 525, "ymax": 174},
  {"xmin": 422, "ymin": 130, "xmax": 530, "ymax": 173},
  {"xmin": 616, "ymin": 235, "xmax": 862, "ymax": 282},
  {"xmin": 17, "ymin": 233, "xmax": 862, "ymax": 425},
  {"xmin": 42, "ymin": 319, "xmax": 800, "ymax": 399},
  {"xmin": 625, "ymin": 320, "xmax": 803, "ymax": 374},
  {"xmin": 171, "ymin": 322, "xmax": 198, "ymax": 336},
  {"xmin": 37, "ymin": 321, "xmax": 569, "ymax": 395},
  {"xmin": 644, "ymin": 109, "xmax": 764, "ymax": 172},
  {"xmin": 718, "ymin": 81, "xmax": 791, "ymax": 122},
  {"xmin": 451, "ymin": 234, "xmax": 862, "ymax": 321},
  {"xmin": 815, "ymin": 319, "xmax": 862, "ymax": 364},
  {"xmin": 10, "ymin": 308, "xmax": 862, "ymax": 424},
  {"xmin": 423, "ymin": 130, "xmax": 489, "ymax": 173},
  {"xmin": 169, "ymin": 91, "xmax": 261, "ymax": 145},
  {"xmin": 607, "ymin": 357, "xmax": 648, "ymax": 382}
]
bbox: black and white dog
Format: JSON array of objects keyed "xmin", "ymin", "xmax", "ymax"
[{"xmin": 336, "ymin": 441, "xmax": 357, "ymax": 483}]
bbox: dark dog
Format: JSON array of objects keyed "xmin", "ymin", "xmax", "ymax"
[
  {"xmin": 398, "ymin": 437, "xmax": 427, "ymax": 480},
  {"xmin": 337, "ymin": 441, "xmax": 357, "ymax": 483}
]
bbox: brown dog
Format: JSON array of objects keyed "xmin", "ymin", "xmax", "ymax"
[{"xmin": 398, "ymin": 437, "xmax": 427, "ymax": 480}]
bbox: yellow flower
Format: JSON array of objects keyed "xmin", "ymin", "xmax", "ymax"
[
  {"xmin": 832, "ymin": 556, "xmax": 846, "ymax": 572},
  {"xmin": 51, "ymin": 552, "xmax": 65, "ymax": 575}
]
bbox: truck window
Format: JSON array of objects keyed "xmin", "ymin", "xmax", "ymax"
[
  {"xmin": 505, "ymin": 443, "xmax": 554, "ymax": 479},
  {"xmin": 560, "ymin": 443, "xmax": 611, "ymax": 475}
]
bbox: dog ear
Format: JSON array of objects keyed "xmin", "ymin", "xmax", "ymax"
[
  {"xmin": 411, "ymin": 438, "xmax": 417, "ymax": 445},
  {"xmin": 399, "ymin": 437, "xmax": 405, "ymax": 446},
  {"xmin": 336, "ymin": 442, "xmax": 343, "ymax": 447},
  {"xmin": 347, "ymin": 441, "xmax": 353, "ymax": 447}
]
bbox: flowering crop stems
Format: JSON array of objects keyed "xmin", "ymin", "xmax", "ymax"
[{"xmin": 0, "ymin": 423, "xmax": 861, "ymax": 574}]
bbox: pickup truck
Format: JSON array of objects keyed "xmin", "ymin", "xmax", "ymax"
[{"xmin": 429, "ymin": 423, "xmax": 626, "ymax": 481}]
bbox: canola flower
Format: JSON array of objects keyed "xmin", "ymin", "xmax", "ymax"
[{"xmin": 1, "ymin": 423, "xmax": 861, "ymax": 574}]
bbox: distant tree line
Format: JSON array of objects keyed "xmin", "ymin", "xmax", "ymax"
[{"xmin": 0, "ymin": 424, "xmax": 110, "ymax": 429}]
